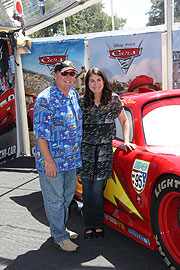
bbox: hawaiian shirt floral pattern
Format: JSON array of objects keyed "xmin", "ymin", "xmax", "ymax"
[{"xmin": 33, "ymin": 82, "xmax": 82, "ymax": 173}]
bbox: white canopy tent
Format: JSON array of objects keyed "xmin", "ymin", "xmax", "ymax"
[{"xmin": 0, "ymin": 0, "xmax": 100, "ymax": 32}]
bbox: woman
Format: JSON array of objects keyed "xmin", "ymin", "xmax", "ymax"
[{"xmin": 78, "ymin": 67, "xmax": 135, "ymax": 240}]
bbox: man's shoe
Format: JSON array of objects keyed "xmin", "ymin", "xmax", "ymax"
[
  {"xmin": 56, "ymin": 239, "xmax": 79, "ymax": 252},
  {"xmin": 66, "ymin": 228, "xmax": 79, "ymax": 240}
]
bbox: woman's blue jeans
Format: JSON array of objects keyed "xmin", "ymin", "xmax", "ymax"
[
  {"xmin": 82, "ymin": 177, "xmax": 105, "ymax": 230},
  {"xmin": 38, "ymin": 169, "xmax": 76, "ymax": 244}
]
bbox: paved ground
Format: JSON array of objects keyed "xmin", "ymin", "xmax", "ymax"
[{"xmin": 0, "ymin": 157, "xmax": 168, "ymax": 270}]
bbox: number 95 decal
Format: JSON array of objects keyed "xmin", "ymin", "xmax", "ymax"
[{"xmin": 131, "ymin": 159, "xmax": 150, "ymax": 193}]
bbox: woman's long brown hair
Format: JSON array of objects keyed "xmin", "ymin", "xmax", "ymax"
[{"xmin": 84, "ymin": 67, "xmax": 112, "ymax": 107}]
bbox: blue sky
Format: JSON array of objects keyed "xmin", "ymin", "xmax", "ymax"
[{"xmin": 102, "ymin": 0, "xmax": 152, "ymax": 29}]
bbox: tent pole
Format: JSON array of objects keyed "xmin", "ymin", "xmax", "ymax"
[
  {"xmin": 14, "ymin": 48, "xmax": 30, "ymax": 157},
  {"xmin": 165, "ymin": 0, "xmax": 173, "ymax": 90},
  {"xmin": 111, "ymin": 0, "xmax": 115, "ymax": 31},
  {"xmin": 63, "ymin": 18, "xmax": 67, "ymax": 36}
]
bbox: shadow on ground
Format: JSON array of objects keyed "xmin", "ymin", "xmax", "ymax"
[
  {"xmin": 6, "ymin": 192, "xmax": 167, "ymax": 270},
  {"xmin": 0, "ymin": 157, "xmax": 168, "ymax": 270}
]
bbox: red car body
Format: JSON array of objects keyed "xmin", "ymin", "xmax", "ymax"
[
  {"xmin": 0, "ymin": 88, "xmax": 16, "ymax": 132},
  {"xmin": 75, "ymin": 89, "xmax": 180, "ymax": 270}
]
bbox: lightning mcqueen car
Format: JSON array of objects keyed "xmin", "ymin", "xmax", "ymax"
[{"xmin": 75, "ymin": 89, "xmax": 180, "ymax": 270}]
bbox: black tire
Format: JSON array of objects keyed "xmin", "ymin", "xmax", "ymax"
[{"xmin": 150, "ymin": 175, "xmax": 180, "ymax": 269}]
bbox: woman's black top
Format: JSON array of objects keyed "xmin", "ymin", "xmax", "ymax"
[{"xmin": 78, "ymin": 93, "xmax": 123, "ymax": 181}]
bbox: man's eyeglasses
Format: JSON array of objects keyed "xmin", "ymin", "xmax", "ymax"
[{"xmin": 60, "ymin": 71, "xmax": 76, "ymax": 77}]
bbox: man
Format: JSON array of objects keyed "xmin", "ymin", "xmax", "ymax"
[
  {"xmin": 128, "ymin": 74, "xmax": 154, "ymax": 93},
  {"xmin": 33, "ymin": 60, "xmax": 82, "ymax": 252}
]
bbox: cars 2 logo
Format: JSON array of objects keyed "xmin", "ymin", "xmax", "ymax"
[
  {"xmin": 108, "ymin": 40, "xmax": 143, "ymax": 74},
  {"xmin": 109, "ymin": 48, "xmax": 141, "ymax": 59},
  {"xmin": 39, "ymin": 55, "xmax": 66, "ymax": 65},
  {"xmin": 38, "ymin": 55, "xmax": 67, "ymax": 76}
]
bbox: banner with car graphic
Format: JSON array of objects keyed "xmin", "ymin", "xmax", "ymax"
[
  {"xmin": 0, "ymin": 35, "xmax": 17, "ymax": 165},
  {"xmin": 21, "ymin": 38, "xmax": 85, "ymax": 155},
  {"xmin": 88, "ymin": 31, "xmax": 162, "ymax": 93}
]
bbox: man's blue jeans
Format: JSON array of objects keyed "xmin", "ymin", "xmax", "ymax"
[
  {"xmin": 82, "ymin": 177, "xmax": 105, "ymax": 230},
  {"xmin": 38, "ymin": 169, "xmax": 76, "ymax": 244}
]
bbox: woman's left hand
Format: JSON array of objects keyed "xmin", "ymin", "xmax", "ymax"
[{"xmin": 124, "ymin": 141, "xmax": 136, "ymax": 151}]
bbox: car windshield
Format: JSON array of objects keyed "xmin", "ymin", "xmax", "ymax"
[
  {"xmin": 115, "ymin": 110, "xmax": 133, "ymax": 142},
  {"xmin": 143, "ymin": 103, "xmax": 180, "ymax": 146}
]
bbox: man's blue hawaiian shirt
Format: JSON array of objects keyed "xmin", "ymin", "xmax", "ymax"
[{"xmin": 33, "ymin": 82, "xmax": 82, "ymax": 173}]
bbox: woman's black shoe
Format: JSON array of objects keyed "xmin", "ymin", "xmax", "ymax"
[
  {"xmin": 95, "ymin": 229, "xmax": 104, "ymax": 239},
  {"xmin": 84, "ymin": 229, "xmax": 94, "ymax": 240}
]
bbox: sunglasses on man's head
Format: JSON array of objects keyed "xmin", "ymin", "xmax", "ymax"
[{"xmin": 60, "ymin": 71, "xmax": 76, "ymax": 76}]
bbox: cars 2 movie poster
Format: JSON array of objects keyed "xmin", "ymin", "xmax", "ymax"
[{"xmin": 88, "ymin": 31, "xmax": 162, "ymax": 93}]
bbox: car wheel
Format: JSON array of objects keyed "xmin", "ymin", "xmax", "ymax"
[{"xmin": 151, "ymin": 175, "xmax": 180, "ymax": 269}]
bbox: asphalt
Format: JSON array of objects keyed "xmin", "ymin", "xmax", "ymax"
[{"xmin": 0, "ymin": 157, "xmax": 168, "ymax": 270}]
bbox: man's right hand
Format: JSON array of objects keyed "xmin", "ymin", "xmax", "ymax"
[{"xmin": 45, "ymin": 158, "xmax": 58, "ymax": 178}]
